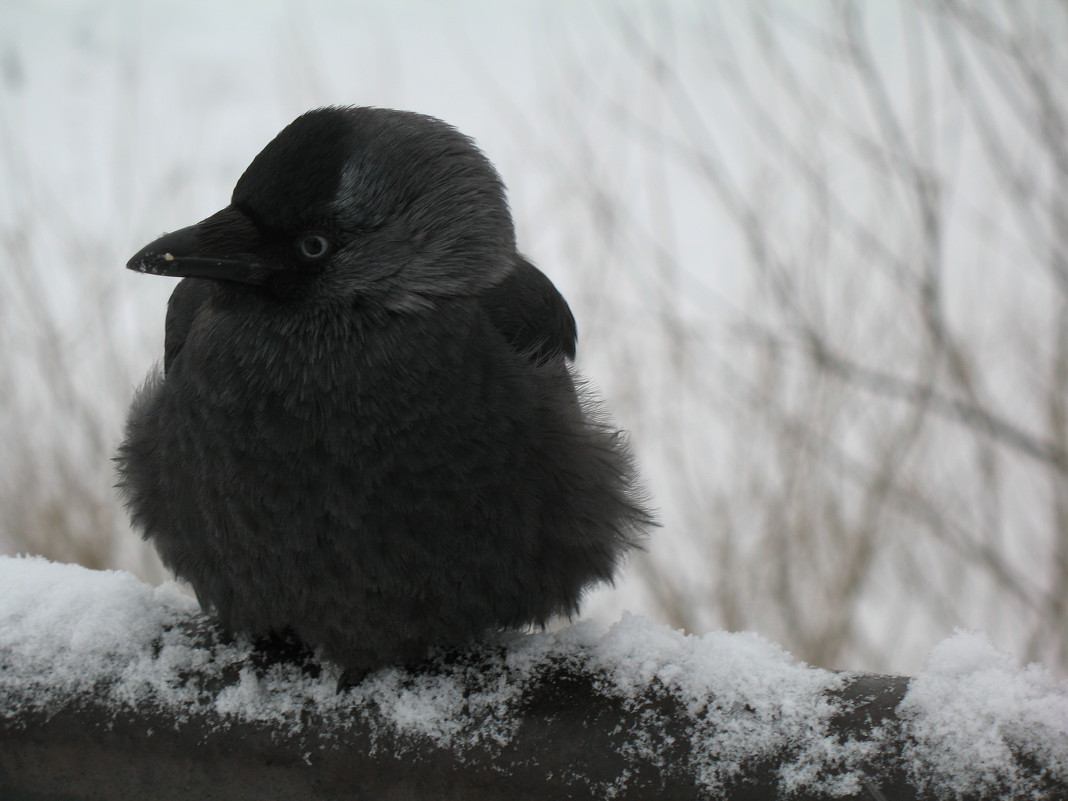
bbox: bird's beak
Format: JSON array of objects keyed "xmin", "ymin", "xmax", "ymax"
[{"xmin": 126, "ymin": 205, "xmax": 272, "ymax": 285}]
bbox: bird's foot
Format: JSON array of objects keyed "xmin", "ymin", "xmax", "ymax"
[
  {"xmin": 336, "ymin": 668, "xmax": 369, "ymax": 692},
  {"xmin": 250, "ymin": 629, "xmax": 321, "ymax": 678}
]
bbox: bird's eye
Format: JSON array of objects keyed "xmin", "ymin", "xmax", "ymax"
[{"xmin": 297, "ymin": 234, "xmax": 331, "ymax": 260}]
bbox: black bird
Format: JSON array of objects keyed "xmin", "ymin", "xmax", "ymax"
[{"xmin": 117, "ymin": 106, "xmax": 651, "ymax": 679}]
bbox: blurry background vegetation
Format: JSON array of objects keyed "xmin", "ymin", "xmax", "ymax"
[{"xmin": 2, "ymin": 0, "xmax": 1065, "ymax": 676}]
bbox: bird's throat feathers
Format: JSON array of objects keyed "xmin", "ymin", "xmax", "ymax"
[{"xmin": 182, "ymin": 288, "xmax": 483, "ymax": 405}]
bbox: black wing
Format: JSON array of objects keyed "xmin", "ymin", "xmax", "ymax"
[
  {"xmin": 480, "ymin": 257, "xmax": 577, "ymax": 366},
  {"xmin": 164, "ymin": 278, "xmax": 213, "ymax": 374}
]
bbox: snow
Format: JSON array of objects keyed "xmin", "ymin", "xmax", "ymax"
[
  {"xmin": 0, "ymin": 554, "xmax": 198, "ymax": 706},
  {"xmin": 2, "ymin": 555, "xmax": 1066, "ymax": 797},
  {"xmin": 899, "ymin": 630, "xmax": 1068, "ymax": 797},
  {"xmin": 562, "ymin": 616, "xmax": 868, "ymax": 794}
]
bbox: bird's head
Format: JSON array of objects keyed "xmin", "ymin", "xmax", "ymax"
[{"xmin": 127, "ymin": 106, "xmax": 517, "ymax": 310}]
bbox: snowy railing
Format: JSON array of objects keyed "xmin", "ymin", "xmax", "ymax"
[{"xmin": 1, "ymin": 556, "xmax": 1065, "ymax": 800}]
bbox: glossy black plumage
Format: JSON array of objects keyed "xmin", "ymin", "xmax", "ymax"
[{"xmin": 116, "ymin": 106, "xmax": 651, "ymax": 677}]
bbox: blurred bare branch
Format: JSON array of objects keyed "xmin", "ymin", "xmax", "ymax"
[{"xmin": 559, "ymin": 0, "xmax": 1068, "ymax": 672}]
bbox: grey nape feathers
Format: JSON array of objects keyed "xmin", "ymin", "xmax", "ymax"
[{"xmin": 116, "ymin": 106, "xmax": 653, "ymax": 681}]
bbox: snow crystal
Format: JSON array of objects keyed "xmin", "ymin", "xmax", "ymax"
[
  {"xmin": 2, "ymin": 556, "xmax": 1066, "ymax": 798},
  {"xmin": 0, "ymin": 556, "xmax": 538, "ymax": 748},
  {"xmin": 0, "ymin": 554, "xmax": 196, "ymax": 710},
  {"xmin": 573, "ymin": 615, "xmax": 870, "ymax": 794},
  {"xmin": 899, "ymin": 629, "xmax": 1068, "ymax": 796}
]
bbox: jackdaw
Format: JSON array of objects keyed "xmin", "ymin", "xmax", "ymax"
[{"xmin": 116, "ymin": 106, "xmax": 652, "ymax": 679}]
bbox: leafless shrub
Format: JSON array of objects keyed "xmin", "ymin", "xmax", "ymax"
[{"xmin": 536, "ymin": 0, "xmax": 1068, "ymax": 673}]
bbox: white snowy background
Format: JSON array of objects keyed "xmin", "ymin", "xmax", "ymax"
[{"xmin": 2, "ymin": 0, "xmax": 1068, "ymax": 679}]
